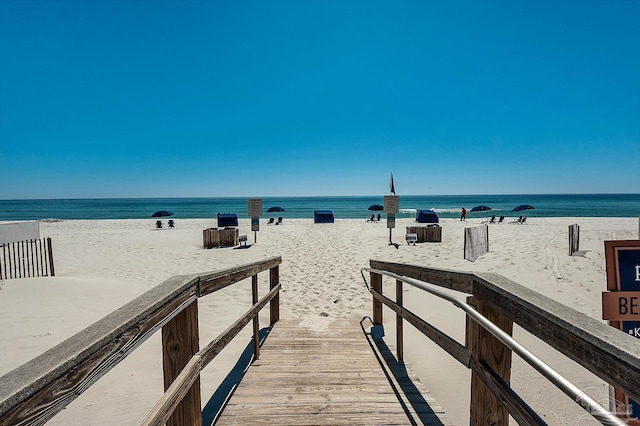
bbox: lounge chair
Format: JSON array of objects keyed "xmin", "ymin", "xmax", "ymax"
[
  {"xmin": 267, "ymin": 217, "xmax": 275, "ymax": 225},
  {"xmin": 276, "ymin": 217, "xmax": 283, "ymax": 225},
  {"xmin": 482, "ymin": 215, "xmax": 496, "ymax": 224},
  {"xmin": 520, "ymin": 216, "xmax": 527, "ymax": 224},
  {"xmin": 509, "ymin": 216, "xmax": 523, "ymax": 224},
  {"xmin": 367, "ymin": 214, "xmax": 375, "ymax": 222},
  {"xmin": 497, "ymin": 216, "xmax": 504, "ymax": 224},
  {"xmin": 168, "ymin": 219, "xmax": 175, "ymax": 228},
  {"xmin": 376, "ymin": 214, "xmax": 381, "ymax": 222},
  {"xmin": 155, "ymin": 220, "xmax": 163, "ymax": 229}
]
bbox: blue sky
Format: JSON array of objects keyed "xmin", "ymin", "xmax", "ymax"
[{"xmin": 1, "ymin": 1, "xmax": 638, "ymax": 199}]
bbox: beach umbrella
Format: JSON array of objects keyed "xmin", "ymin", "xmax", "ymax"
[
  {"xmin": 151, "ymin": 210, "xmax": 174, "ymax": 218},
  {"xmin": 368, "ymin": 204, "xmax": 384, "ymax": 211},
  {"xmin": 470, "ymin": 205, "xmax": 491, "ymax": 213},
  {"xmin": 512, "ymin": 204, "xmax": 535, "ymax": 212},
  {"xmin": 266, "ymin": 206, "xmax": 286, "ymax": 212}
]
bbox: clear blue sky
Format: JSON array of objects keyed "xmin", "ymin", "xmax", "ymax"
[{"xmin": 1, "ymin": 1, "xmax": 639, "ymax": 199}]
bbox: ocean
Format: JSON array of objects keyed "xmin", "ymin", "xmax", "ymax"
[{"xmin": 1, "ymin": 194, "xmax": 639, "ymax": 221}]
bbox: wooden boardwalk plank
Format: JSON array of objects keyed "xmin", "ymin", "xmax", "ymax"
[{"xmin": 215, "ymin": 319, "xmax": 450, "ymax": 425}]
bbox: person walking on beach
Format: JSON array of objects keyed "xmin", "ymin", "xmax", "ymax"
[{"xmin": 460, "ymin": 207, "xmax": 466, "ymax": 221}]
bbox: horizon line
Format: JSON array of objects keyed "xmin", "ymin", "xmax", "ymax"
[{"xmin": 2, "ymin": 192, "xmax": 640, "ymax": 202}]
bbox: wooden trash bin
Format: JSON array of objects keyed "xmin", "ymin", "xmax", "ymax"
[
  {"xmin": 220, "ymin": 228, "xmax": 239, "ymax": 247},
  {"xmin": 203, "ymin": 228, "xmax": 220, "ymax": 248},
  {"xmin": 406, "ymin": 225, "xmax": 442, "ymax": 243},
  {"xmin": 203, "ymin": 228, "xmax": 239, "ymax": 248}
]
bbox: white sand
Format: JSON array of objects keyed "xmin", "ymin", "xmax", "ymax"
[{"xmin": 0, "ymin": 216, "xmax": 638, "ymax": 425}]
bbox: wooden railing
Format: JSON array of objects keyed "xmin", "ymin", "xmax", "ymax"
[
  {"xmin": 366, "ymin": 260, "xmax": 640, "ymax": 426},
  {"xmin": 0, "ymin": 237, "xmax": 54, "ymax": 280},
  {"xmin": 0, "ymin": 256, "xmax": 282, "ymax": 426}
]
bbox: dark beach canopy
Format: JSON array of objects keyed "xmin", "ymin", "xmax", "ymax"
[
  {"xmin": 217, "ymin": 212, "xmax": 238, "ymax": 227},
  {"xmin": 470, "ymin": 205, "xmax": 491, "ymax": 213},
  {"xmin": 314, "ymin": 210, "xmax": 334, "ymax": 223},
  {"xmin": 151, "ymin": 210, "xmax": 174, "ymax": 218},
  {"xmin": 512, "ymin": 204, "xmax": 535, "ymax": 212},
  {"xmin": 267, "ymin": 206, "xmax": 286, "ymax": 212},
  {"xmin": 368, "ymin": 204, "xmax": 384, "ymax": 211},
  {"xmin": 416, "ymin": 209, "xmax": 439, "ymax": 224}
]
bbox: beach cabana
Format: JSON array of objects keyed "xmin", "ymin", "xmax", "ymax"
[
  {"xmin": 314, "ymin": 210, "xmax": 334, "ymax": 223},
  {"xmin": 415, "ymin": 209, "xmax": 439, "ymax": 224},
  {"xmin": 217, "ymin": 213, "xmax": 238, "ymax": 228}
]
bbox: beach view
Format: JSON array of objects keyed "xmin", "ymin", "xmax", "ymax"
[{"xmin": 1, "ymin": 1, "xmax": 639, "ymax": 425}]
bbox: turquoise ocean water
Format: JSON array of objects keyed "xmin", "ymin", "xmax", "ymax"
[{"xmin": 1, "ymin": 194, "xmax": 639, "ymax": 221}]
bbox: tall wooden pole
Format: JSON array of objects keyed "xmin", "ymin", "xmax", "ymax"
[{"xmin": 162, "ymin": 301, "xmax": 201, "ymax": 426}]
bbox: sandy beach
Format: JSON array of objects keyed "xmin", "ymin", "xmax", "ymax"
[{"xmin": 0, "ymin": 216, "xmax": 638, "ymax": 425}]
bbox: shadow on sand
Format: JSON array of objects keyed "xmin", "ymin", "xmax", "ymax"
[
  {"xmin": 201, "ymin": 325, "xmax": 273, "ymax": 425},
  {"xmin": 360, "ymin": 317, "xmax": 445, "ymax": 426}
]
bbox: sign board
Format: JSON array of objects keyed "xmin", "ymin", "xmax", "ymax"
[
  {"xmin": 387, "ymin": 214, "xmax": 395, "ymax": 229},
  {"xmin": 384, "ymin": 195, "xmax": 400, "ymax": 215},
  {"xmin": 248, "ymin": 198, "xmax": 263, "ymax": 217},
  {"xmin": 251, "ymin": 217, "xmax": 259, "ymax": 232},
  {"xmin": 602, "ymin": 240, "xmax": 640, "ymax": 422}
]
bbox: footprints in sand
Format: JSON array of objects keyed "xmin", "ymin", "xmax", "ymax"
[{"xmin": 543, "ymin": 232, "xmax": 564, "ymax": 282}]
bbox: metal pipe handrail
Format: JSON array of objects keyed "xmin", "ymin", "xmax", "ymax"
[{"xmin": 361, "ymin": 267, "xmax": 625, "ymax": 426}]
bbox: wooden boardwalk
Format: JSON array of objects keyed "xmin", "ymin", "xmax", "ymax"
[{"xmin": 216, "ymin": 318, "xmax": 450, "ymax": 425}]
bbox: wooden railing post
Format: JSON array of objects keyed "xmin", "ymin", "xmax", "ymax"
[
  {"xmin": 371, "ymin": 272, "xmax": 383, "ymax": 325},
  {"xmin": 269, "ymin": 265, "xmax": 280, "ymax": 324},
  {"xmin": 467, "ymin": 296, "xmax": 513, "ymax": 426},
  {"xmin": 252, "ymin": 274, "xmax": 260, "ymax": 360},
  {"xmin": 162, "ymin": 300, "xmax": 202, "ymax": 426},
  {"xmin": 396, "ymin": 279, "xmax": 403, "ymax": 362}
]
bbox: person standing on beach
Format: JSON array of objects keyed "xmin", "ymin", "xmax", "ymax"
[{"xmin": 460, "ymin": 207, "xmax": 466, "ymax": 221}]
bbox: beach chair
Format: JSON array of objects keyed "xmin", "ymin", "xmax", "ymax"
[
  {"xmin": 509, "ymin": 216, "xmax": 523, "ymax": 224},
  {"xmin": 276, "ymin": 217, "xmax": 283, "ymax": 225},
  {"xmin": 155, "ymin": 220, "xmax": 163, "ymax": 229},
  {"xmin": 482, "ymin": 215, "xmax": 496, "ymax": 224},
  {"xmin": 376, "ymin": 214, "xmax": 381, "ymax": 222},
  {"xmin": 520, "ymin": 216, "xmax": 527, "ymax": 225},
  {"xmin": 168, "ymin": 219, "xmax": 175, "ymax": 228},
  {"xmin": 497, "ymin": 216, "xmax": 504, "ymax": 224},
  {"xmin": 367, "ymin": 214, "xmax": 375, "ymax": 222},
  {"xmin": 267, "ymin": 217, "xmax": 275, "ymax": 225}
]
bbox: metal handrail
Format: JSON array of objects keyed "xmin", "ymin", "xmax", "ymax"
[{"xmin": 361, "ymin": 267, "xmax": 625, "ymax": 426}]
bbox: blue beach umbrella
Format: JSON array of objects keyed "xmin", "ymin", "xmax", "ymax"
[
  {"xmin": 151, "ymin": 210, "xmax": 174, "ymax": 218},
  {"xmin": 267, "ymin": 206, "xmax": 286, "ymax": 212},
  {"xmin": 368, "ymin": 204, "xmax": 384, "ymax": 211},
  {"xmin": 470, "ymin": 205, "xmax": 491, "ymax": 213},
  {"xmin": 513, "ymin": 204, "xmax": 535, "ymax": 212}
]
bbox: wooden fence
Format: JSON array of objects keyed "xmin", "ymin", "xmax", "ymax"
[
  {"xmin": 0, "ymin": 256, "xmax": 281, "ymax": 425},
  {"xmin": 464, "ymin": 225, "xmax": 488, "ymax": 262},
  {"xmin": 367, "ymin": 260, "xmax": 640, "ymax": 425},
  {"xmin": 405, "ymin": 226, "xmax": 442, "ymax": 243},
  {"xmin": 0, "ymin": 237, "xmax": 54, "ymax": 280}
]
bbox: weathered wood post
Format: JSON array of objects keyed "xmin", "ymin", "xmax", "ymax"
[
  {"xmin": 46, "ymin": 237, "xmax": 55, "ymax": 277},
  {"xmin": 569, "ymin": 224, "xmax": 580, "ymax": 256},
  {"xmin": 396, "ymin": 278, "xmax": 404, "ymax": 362},
  {"xmin": 466, "ymin": 296, "xmax": 513, "ymax": 426},
  {"xmin": 371, "ymin": 271, "xmax": 383, "ymax": 325},
  {"xmin": 162, "ymin": 300, "xmax": 201, "ymax": 426},
  {"xmin": 252, "ymin": 274, "xmax": 260, "ymax": 359},
  {"xmin": 270, "ymin": 264, "xmax": 280, "ymax": 324}
]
